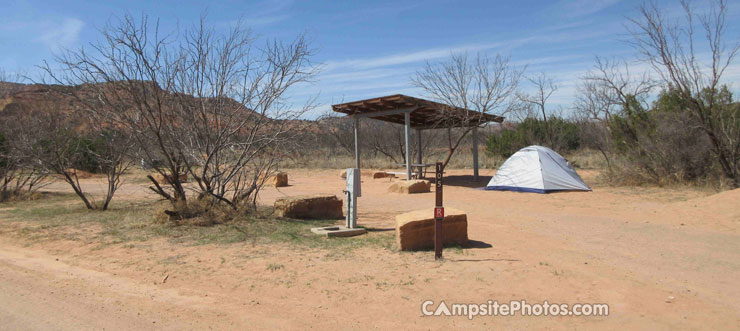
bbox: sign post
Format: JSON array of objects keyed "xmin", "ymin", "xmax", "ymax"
[{"xmin": 434, "ymin": 162, "xmax": 444, "ymax": 260}]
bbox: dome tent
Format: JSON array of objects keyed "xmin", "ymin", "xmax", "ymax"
[{"xmin": 486, "ymin": 145, "xmax": 591, "ymax": 193}]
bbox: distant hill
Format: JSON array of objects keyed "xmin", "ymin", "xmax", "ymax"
[
  {"xmin": 0, "ymin": 81, "xmax": 304, "ymax": 127},
  {"xmin": 0, "ymin": 81, "xmax": 334, "ymax": 140},
  {"xmin": 0, "ymin": 82, "xmax": 79, "ymax": 118}
]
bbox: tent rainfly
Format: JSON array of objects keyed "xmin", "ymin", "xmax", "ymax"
[{"xmin": 486, "ymin": 145, "xmax": 591, "ymax": 193}]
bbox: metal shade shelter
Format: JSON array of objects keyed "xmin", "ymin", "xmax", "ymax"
[{"xmin": 332, "ymin": 94, "xmax": 504, "ymax": 181}]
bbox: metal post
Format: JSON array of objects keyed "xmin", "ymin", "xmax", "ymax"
[
  {"xmin": 472, "ymin": 126, "xmax": 479, "ymax": 181},
  {"xmin": 345, "ymin": 191, "xmax": 352, "ymax": 228},
  {"xmin": 434, "ymin": 162, "xmax": 444, "ymax": 260},
  {"xmin": 404, "ymin": 112, "xmax": 411, "ymax": 180},
  {"xmin": 416, "ymin": 129, "xmax": 422, "ymax": 165},
  {"xmin": 351, "ymin": 195, "xmax": 357, "ymax": 228},
  {"xmin": 353, "ymin": 117, "xmax": 360, "ymax": 169}
]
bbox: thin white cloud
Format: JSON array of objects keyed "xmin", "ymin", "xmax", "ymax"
[
  {"xmin": 323, "ymin": 39, "xmax": 532, "ymax": 72},
  {"xmin": 244, "ymin": 14, "xmax": 290, "ymax": 26},
  {"xmin": 35, "ymin": 18, "xmax": 84, "ymax": 51},
  {"xmin": 319, "ymin": 67, "xmax": 411, "ymax": 83},
  {"xmin": 552, "ymin": 0, "xmax": 622, "ymax": 18},
  {"xmin": 231, "ymin": 0, "xmax": 293, "ymax": 27}
]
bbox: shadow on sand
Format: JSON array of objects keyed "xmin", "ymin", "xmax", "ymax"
[
  {"xmin": 445, "ymin": 258, "xmax": 520, "ymax": 262},
  {"xmin": 365, "ymin": 227, "xmax": 395, "ymax": 232},
  {"xmin": 465, "ymin": 239, "xmax": 493, "ymax": 249},
  {"xmin": 431, "ymin": 175, "xmax": 491, "ymax": 189}
]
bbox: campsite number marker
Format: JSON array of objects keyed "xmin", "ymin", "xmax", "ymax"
[{"xmin": 434, "ymin": 162, "xmax": 443, "ymax": 260}]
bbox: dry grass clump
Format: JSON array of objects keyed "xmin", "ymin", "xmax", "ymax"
[
  {"xmin": 0, "ymin": 188, "xmax": 63, "ymax": 203},
  {"xmin": 0, "ymin": 190, "xmax": 44, "ymax": 202},
  {"xmin": 563, "ymin": 149, "xmax": 608, "ymax": 170},
  {"xmin": 154, "ymin": 197, "xmax": 249, "ymax": 226},
  {"xmin": 597, "ymin": 159, "xmax": 733, "ymax": 191}
]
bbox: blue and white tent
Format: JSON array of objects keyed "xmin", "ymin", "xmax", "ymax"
[{"xmin": 486, "ymin": 145, "xmax": 591, "ymax": 193}]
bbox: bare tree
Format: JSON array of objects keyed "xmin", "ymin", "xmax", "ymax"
[
  {"xmin": 0, "ymin": 128, "xmax": 49, "ymax": 201},
  {"xmin": 88, "ymin": 126, "xmax": 135, "ymax": 210},
  {"xmin": 576, "ymin": 57, "xmax": 658, "ymax": 170},
  {"xmin": 573, "ymin": 80, "xmax": 618, "ymax": 170},
  {"xmin": 518, "ymin": 72, "xmax": 558, "ymax": 147},
  {"xmin": 0, "ymin": 70, "xmax": 50, "ymax": 201},
  {"xmin": 627, "ymin": 0, "xmax": 740, "ymax": 186},
  {"xmin": 412, "ymin": 53, "xmax": 523, "ymax": 169},
  {"xmin": 585, "ymin": 57, "xmax": 656, "ymax": 114},
  {"xmin": 45, "ymin": 14, "xmax": 317, "ymax": 212},
  {"xmin": 315, "ymin": 113, "xmax": 356, "ymax": 156},
  {"xmin": 6, "ymin": 109, "xmax": 99, "ymax": 208}
]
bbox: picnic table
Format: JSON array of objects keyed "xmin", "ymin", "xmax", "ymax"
[{"xmin": 393, "ymin": 163, "xmax": 436, "ymax": 179}]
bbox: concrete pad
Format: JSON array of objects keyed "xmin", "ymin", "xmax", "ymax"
[{"xmin": 310, "ymin": 226, "xmax": 367, "ymax": 238}]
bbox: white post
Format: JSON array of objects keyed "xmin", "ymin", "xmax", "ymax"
[
  {"xmin": 405, "ymin": 112, "xmax": 411, "ymax": 180},
  {"xmin": 354, "ymin": 117, "xmax": 360, "ymax": 169},
  {"xmin": 345, "ymin": 168, "xmax": 360, "ymax": 228},
  {"xmin": 472, "ymin": 126, "xmax": 479, "ymax": 181}
]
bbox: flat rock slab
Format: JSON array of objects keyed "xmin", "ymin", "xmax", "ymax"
[
  {"xmin": 310, "ymin": 226, "xmax": 367, "ymax": 238},
  {"xmin": 388, "ymin": 180, "xmax": 431, "ymax": 194},
  {"xmin": 274, "ymin": 194, "xmax": 343, "ymax": 219},
  {"xmin": 396, "ymin": 208, "xmax": 468, "ymax": 251}
]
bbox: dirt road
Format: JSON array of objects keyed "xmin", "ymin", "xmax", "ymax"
[
  {"xmin": 0, "ymin": 245, "xmax": 227, "ymax": 330},
  {"xmin": 1, "ymin": 169, "xmax": 739, "ymax": 330}
]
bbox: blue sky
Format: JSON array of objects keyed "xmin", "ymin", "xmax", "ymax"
[{"xmin": 2, "ymin": 0, "xmax": 739, "ymax": 118}]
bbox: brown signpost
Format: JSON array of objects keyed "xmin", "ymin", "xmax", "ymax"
[{"xmin": 434, "ymin": 162, "xmax": 443, "ymax": 260}]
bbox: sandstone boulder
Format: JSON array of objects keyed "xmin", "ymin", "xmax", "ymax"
[
  {"xmin": 273, "ymin": 172, "xmax": 289, "ymax": 187},
  {"xmin": 150, "ymin": 173, "xmax": 188, "ymax": 185},
  {"xmin": 396, "ymin": 208, "xmax": 468, "ymax": 251},
  {"xmin": 388, "ymin": 180, "xmax": 430, "ymax": 194},
  {"xmin": 372, "ymin": 171, "xmax": 394, "ymax": 179},
  {"xmin": 274, "ymin": 194, "xmax": 343, "ymax": 219}
]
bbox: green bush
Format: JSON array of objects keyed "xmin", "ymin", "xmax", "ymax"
[
  {"xmin": 71, "ymin": 134, "xmax": 107, "ymax": 173},
  {"xmin": 604, "ymin": 89, "xmax": 729, "ymax": 185},
  {"xmin": 485, "ymin": 128, "xmax": 522, "ymax": 158},
  {"xmin": 485, "ymin": 117, "xmax": 581, "ymax": 158}
]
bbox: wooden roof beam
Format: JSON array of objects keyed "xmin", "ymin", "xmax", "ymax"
[{"xmin": 352, "ymin": 106, "xmax": 418, "ymax": 119}]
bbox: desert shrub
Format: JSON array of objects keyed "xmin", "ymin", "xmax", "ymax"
[
  {"xmin": 485, "ymin": 128, "xmax": 522, "ymax": 158},
  {"xmin": 70, "ymin": 134, "xmax": 106, "ymax": 173},
  {"xmin": 519, "ymin": 117, "xmax": 580, "ymax": 152},
  {"xmin": 605, "ymin": 90, "xmax": 721, "ymax": 185},
  {"xmin": 485, "ymin": 117, "xmax": 581, "ymax": 158}
]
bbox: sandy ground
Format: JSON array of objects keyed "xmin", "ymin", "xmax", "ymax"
[{"xmin": 1, "ymin": 168, "xmax": 739, "ymax": 330}]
